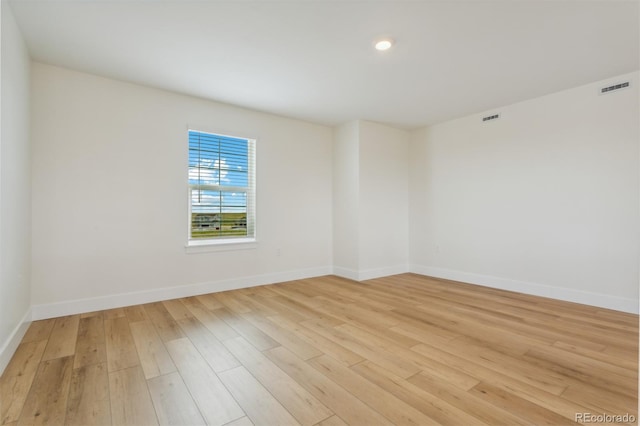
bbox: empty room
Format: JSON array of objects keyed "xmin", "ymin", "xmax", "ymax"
[{"xmin": 0, "ymin": 1, "xmax": 638, "ymax": 425}]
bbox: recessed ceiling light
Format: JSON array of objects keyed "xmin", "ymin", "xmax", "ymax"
[{"xmin": 374, "ymin": 38, "xmax": 394, "ymax": 51}]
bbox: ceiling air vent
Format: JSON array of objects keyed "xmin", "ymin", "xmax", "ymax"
[
  {"xmin": 482, "ymin": 113, "xmax": 500, "ymax": 122},
  {"xmin": 600, "ymin": 81, "xmax": 630, "ymax": 95}
]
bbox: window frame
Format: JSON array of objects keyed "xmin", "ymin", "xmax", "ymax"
[{"xmin": 186, "ymin": 128, "xmax": 257, "ymax": 249}]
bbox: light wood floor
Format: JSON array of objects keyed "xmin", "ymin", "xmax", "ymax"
[{"xmin": 1, "ymin": 274, "xmax": 637, "ymax": 426}]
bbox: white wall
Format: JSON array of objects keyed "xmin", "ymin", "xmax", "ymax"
[
  {"xmin": 0, "ymin": 0, "xmax": 32, "ymax": 372},
  {"xmin": 332, "ymin": 120, "xmax": 410, "ymax": 280},
  {"xmin": 358, "ymin": 121, "xmax": 409, "ymax": 278},
  {"xmin": 31, "ymin": 63, "xmax": 333, "ymax": 318},
  {"xmin": 409, "ymin": 72, "xmax": 639, "ymax": 313},
  {"xmin": 332, "ymin": 121, "xmax": 359, "ymax": 275}
]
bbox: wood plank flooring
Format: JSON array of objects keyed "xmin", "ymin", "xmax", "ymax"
[{"xmin": 1, "ymin": 274, "xmax": 637, "ymax": 425}]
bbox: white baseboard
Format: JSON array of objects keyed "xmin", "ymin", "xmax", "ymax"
[
  {"xmin": 410, "ymin": 265, "xmax": 638, "ymax": 314},
  {"xmin": 23, "ymin": 261, "xmax": 639, "ymax": 329},
  {"xmin": 31, "ymin": 266, "xmax": 332, "ymax": 320},
  {"xmin": 358, "ymin": 265, "xmax": 410, "ymax": 281},
  {"xmin": 0, "ymin": 307, "xmax": 32, "ymax": 376},
  {"xmin": 333, "ymin": 264, "xmax": 409, "ymax": 281},
  {"xmin": 332, "ymin": 266, "xmax": 360, "ymax": 281}
]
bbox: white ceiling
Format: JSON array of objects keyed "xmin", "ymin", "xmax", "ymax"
[{"xmin": 9, "ymin": 0, "xmax": 639, "ymax": 129}]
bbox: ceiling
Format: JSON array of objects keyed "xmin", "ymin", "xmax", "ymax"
[{"xmin": 9, "ymin": 0, "xmax": 639, "ymax": 129}]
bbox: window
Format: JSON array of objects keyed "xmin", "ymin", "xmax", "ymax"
[{"xmin": 188, "ymin": 130, "xmax": 255, "ymax": 244}]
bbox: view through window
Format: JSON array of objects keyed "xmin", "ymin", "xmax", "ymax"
[{"xmin": 188, "ymin": 130, "xmax": 255, "ymax": 241}]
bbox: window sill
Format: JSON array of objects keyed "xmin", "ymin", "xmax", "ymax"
[{"xmin": 185, "ymin": 238, "xmax": 257, "ymax": 254}]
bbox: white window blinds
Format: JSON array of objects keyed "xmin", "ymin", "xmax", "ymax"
[{"xmin": 188, "ymin": 130, "xmax": 256, "ymax": 241}]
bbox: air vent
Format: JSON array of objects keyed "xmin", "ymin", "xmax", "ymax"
[
  {"xmin": 600, "ymin": 81, "xmax": 630, "ymax": 95},
  {"xmin": 482, "ymin": 113, "xmax": 500, "ymax": 122}
]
